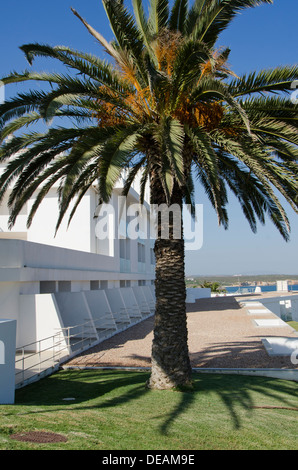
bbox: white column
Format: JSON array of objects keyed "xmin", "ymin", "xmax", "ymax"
[{"xmin": 0, "ymin": 319, "xmax": 17, "ymax": 404}]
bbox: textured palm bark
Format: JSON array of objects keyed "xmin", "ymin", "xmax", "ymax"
[
  {"xmin": 148, "ymin": 236, "xmax": 192, "ymax": 389},
  {"xmin": 147, "ymin": 167, "xmax": 192, "ymax": 389}
]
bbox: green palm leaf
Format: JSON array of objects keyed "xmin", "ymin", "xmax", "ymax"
[
  {"xmin": 149, "ymin": 0, "xmax": 169, "ymax": 34},
  {"xmin": 169, "ymin": 0, "xmax": 188, "ymax": 32}
]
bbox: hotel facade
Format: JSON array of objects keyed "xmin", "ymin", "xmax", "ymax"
[{"xmin": 0, "ymin": 162, "xmax": 156, "ymax": 387}]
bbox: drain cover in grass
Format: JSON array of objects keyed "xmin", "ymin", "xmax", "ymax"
[{"xmin": 10, "ymin": 431, "xmax": 68, "ymax": 443}]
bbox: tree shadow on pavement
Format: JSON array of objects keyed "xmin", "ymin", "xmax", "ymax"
[
  {"xmin": 189, "ymin": 339, "xmax": 298, "ymax": 369},
  {"xmin": 186, "ymin": 296, "xmax": 242, "ymax": 312}
]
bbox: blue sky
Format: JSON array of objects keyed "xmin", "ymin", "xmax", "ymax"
[{"xmin": 0, "ymin": 0, "xmax": 297, "ymax": 276}]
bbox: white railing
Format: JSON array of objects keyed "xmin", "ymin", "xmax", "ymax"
[
  {"xmin": 14, "ymin": 306, "xmax": 153, "ymax": 388},
  {"xmin": 58, "ymin": 319, "xmax": 99, "ymax": 352},
  {"xmin": 15, "ymin": 331, "xmax": 69, "ymax": 388},
  {"xmin": 15, "ymin": 320, "xmax": 102, "ymax": 388}
]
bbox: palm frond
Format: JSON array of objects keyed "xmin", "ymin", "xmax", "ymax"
[
  {"xmin": 0, "ymin": 0, "xmax": 296, "ymax": 245},
  {"xmin": 187, "ymin": 0, "xmax": 273, "ymax": 46},
  {"xmin": 102, "ymin": 0, "xmax": 143, "ymax": 59},
  {"xmin": 148, "ymin": 0, "xmax": 169, "ymax": 34},
  {"xmin": 8, "ymin": 157, "xmax": 69, "ymax": 229},
  {"xmin": 19, "ymin": 43, "xmax": 129, "ymax": 92},
  {"xmin": 211, "ymin": 130, "xmax": 297, "ymax": 238},
  {"xmin": 0, "ymin": 90, "xmax": 48, "ymax": 129},
  {"xmin": 71, "ymin": 8, "xmax": 121, "ymax": 61},
  {"xmin": 169, "ymin": 0, "xmax": 188, "ymax": 33},
  {"xmin": 0, "ymin": 111, "xmax": 42, "ymax": 143},
  {"xmin": 193, "ymin": 76, "xmax": 252, "ymax": 135},
  {"xmin": 228, "ymin": 65, "xmax": 298, "ymax": 97},
  {"xmin": 186, "ymin": 124, "xmax": 228, "ymax": 227},
  {"xmin": 98, "ymin": 125, "xmax": 142, "ymax": 201},
  {"xmin": 132, "ymin": 0, "xmax": 152, "ymax": 49}
]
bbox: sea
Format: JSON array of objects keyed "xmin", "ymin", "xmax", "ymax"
[{"xmin": 225, "ymin": 284, "xmax": 298, "ymax": 294}]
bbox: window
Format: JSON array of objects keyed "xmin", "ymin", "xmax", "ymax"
[
  {"xmin": 150, "ymin": 248, "xmax": 155, "ymax": 265},
  {"xmin": 40, "ymin": 281, "xmax": 56, "ymax": 294},
  {"xmin": 120, "ymin": 238, "xmax": 130, "ymax": 260},
  {"xmin": 58, "ymin": 281, "xmax": 71, "ymax": 292},
  {"xmin": 138, "ymin": 242, "xmax": 145, "ymax": 263},
  {"xmin": 120, "ymin": 238, "xmax": 131, "ymax": 272},
  {"xmin": 90, "ymin": 280, "xmax": 100, "ymax": 290}
]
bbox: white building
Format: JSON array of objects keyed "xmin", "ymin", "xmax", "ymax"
[{"xmin": 0, "ymin": 162, "xmax": 156, "ymax": 387}]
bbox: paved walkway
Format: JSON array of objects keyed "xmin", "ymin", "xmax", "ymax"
[{"xmin": 65, "ymin": 293, "xmax": 298, "ymax": 370}]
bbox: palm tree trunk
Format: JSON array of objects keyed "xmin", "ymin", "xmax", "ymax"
[{"xmin": 147, "ymin": 173, "xmax": 192, "ymax": 390}]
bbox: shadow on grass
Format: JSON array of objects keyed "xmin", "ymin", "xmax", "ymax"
[
  {"xmin": 159, "ymin": 372, "xmax": 298, "ymax": 433},
  {"xmin": 11, "ymin": 369, "xmax": 298, "ymax": 434}
]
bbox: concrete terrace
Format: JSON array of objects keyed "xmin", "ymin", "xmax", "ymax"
[{"xmin": 65, "ymin": 292, "xmax": 298, "ymax": 372}]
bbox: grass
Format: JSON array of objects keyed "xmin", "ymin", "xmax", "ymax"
[
  {"xmin": 287, "ymin": 321, "xmax": 298, "ymax": 332},
  {"xmin": 0, "ymin": 370, "xmax": 297, "ymax": 450}
]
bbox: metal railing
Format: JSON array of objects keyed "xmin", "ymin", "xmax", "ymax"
[
  {"xmin": 15, "ymin": 320, "xmax": 101, "ymax": 387},
  {"xmin": 15, "ymin": 331, "xmax": 69, "ymax": 387},
  {"xmin": 58, "ymin": 319, "xmax": 99, "ymax": 353},
  {"xmin": 233, "ymin": 286, "xmax": 256, "ymax": 294},
  {"xmin": 14, "ymin": 309, "xmax": 154, "ymax": 388}
]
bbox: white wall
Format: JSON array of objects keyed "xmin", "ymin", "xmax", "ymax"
[
  {"xmin": 0, "ymin": 167, "xmax": 155, "ymax": 353},
  {"xmin": 0, "ymin": 282, "xmax": 20, "ymax": 323},
  {"xmin": 0, "ymin": 238, "xmax": 154, "ymax": 349},
  {"xmin": 0, "ymin": 319, "xmax": 17, "ymax": 404},
  {"xmin": 27, "ymin": 188, "xmax": 93, "ymax": 252},
  {"xmin": 0, "ymin": 163, "xmax": 98, "ymax": 252},
  {"xmin": 258, "ymin": 295, "xmax": 298, "ymax": 321},
  {"xmin": 186, "ymin": 287, "xmax": 211, "ymax": 302}
]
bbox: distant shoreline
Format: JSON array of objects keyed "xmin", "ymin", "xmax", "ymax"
[{"xmin": 186, "ymin": 274, "xmax": 298, "ymax": 288}]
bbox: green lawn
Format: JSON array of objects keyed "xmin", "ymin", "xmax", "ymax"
[
  {"xmin": 0, "ymin": 370, "xmax": 297, "ymax": 450},
  {"xmin": 287, "ymin": 321, "xmax": 298, "ymax": 332}
]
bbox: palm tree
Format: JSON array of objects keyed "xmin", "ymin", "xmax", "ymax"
[
  {"xmin": 199, "ymin": 281, "xmax": 226, "ymax": 293},
  {"xmin": 0, "ymin": 0, "xmax": 297, "ymax": 389}
]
